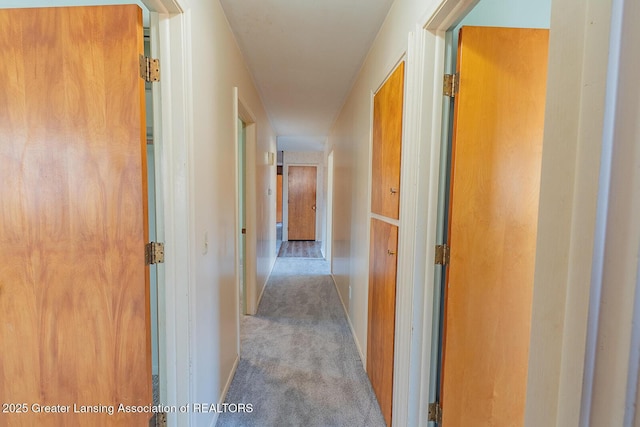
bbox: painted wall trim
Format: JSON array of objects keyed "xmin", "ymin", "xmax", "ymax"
[
  {"xmin": 580, "ymin": 0, "xmax": 640, "ymax": 423},
  {"xmin": 154, "ymin": 2, "xmax": 193, "ymax": 426}
]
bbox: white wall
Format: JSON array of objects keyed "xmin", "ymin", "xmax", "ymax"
[
  {"xmin": 185, "ymin": 2, "xmax": 276, "ymax": 426},
  {"xmin": 328, "ymin": 0, "xmax": 442, "ymax": 370},
  {"xmin": 583, "ymin": 0, "xmax": 640, "ymax": 423},
  {"xmin": 525, "ymin": 0, "xmax": 612, "ymax": 425}
]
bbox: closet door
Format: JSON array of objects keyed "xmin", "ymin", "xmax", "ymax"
[
  {"xmin": 367, "ymin": 218, "xmax": 399, "ymax": 427},
  {"xmin": 371, "ymin": 62, "xmax": 404, "ymax": 219}
]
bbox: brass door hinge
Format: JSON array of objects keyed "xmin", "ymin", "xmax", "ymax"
[
  {"xmin": 149, "ymin": 412, "xmax": 167, "ymax": 427},
  {"xmin": 443, "ymin": 73, "xmax": 459, "ymax": 97},
  {"xmin": 140, "ymin": 55, "xmax": 160, "ymax": 82},
  {"xmin": 428, "ymin": 402, "xmax": 442, "ymax": 423},
  {"xmin": 435, "ymin": 244, "xmax": 450, "ymax": 266},
  {"xmin": 145, "ymin": 242, "xmax": 165, "ymax": 265}
]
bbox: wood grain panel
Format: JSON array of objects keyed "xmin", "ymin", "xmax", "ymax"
[
  {"xmin": 288, "ymin": 166, "xmax": 316, "ymax": 240},
  {"xmin": 0, "ymin": 6, "xmax": 151, "ymax": 426},
  {"xmin": 371, "ymin": 61, "xmax": 404, "ymax": 220},
  {"xmin": 367, "ymin": 218, "xmax": 399, "ymax": 427},
  {"xmin": 440, "ymin": 26, "xmax": 549, "ymax": 427}
]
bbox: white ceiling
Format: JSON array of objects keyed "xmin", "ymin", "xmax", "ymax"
[{"xmin": 220, "ymin": 0, "xmax": 394, "ymax": 152}]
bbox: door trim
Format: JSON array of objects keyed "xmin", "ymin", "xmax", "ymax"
[
  {"xmin": 234, "ymin": 92, "xmax": 259, "ymax": 317},
  {"xmin": 152, "ymin": 5, "xmax": 192, "ymax": 427}
]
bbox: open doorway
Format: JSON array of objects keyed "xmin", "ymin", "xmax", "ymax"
[
  {"xmin": 235, "ymin": 93, "xmax": 259, "ymax": 316},
  {"xmin": 237, "ymin": 118, "xmax": 247, "ymax": 315},
  {"xmin": 144, "ymin": 24, "xmax": 162, "ymax": 408},
  {"xmin": 428, "ymin": 1, "xmax": 551, "ymax": 425},
  {"xmin": 325, "ymin": 150, "xmax": 334, "ymax": 265},
  {"xmin": 276, "ymin": 151, "xmax": 284, "ymax": 254}
]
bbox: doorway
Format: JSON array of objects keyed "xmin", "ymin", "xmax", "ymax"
[
  {"xmin": 236, "ymin": 95, "xmax": 259, "ymax": 315},
  {"xmin": 238, "ymin": 118, "xmax": 247, "ymax": 315},
  {"xmin": 325, "ymin": 151, "xmax": 334, "ymax": 264},
  {"xmin": 276, "ymin": 152, "xmax": 284, "ymax": 254},
  {"xmin": 428, "ymin": 1, "xmax": 552, "ymax": 425},
  {"xmin": 287, "ymin": 165, "xmax": 318, "ymax": 241},
  {"xmin": 144, "ymin": 25, "xmax": 162, "ymax": 407}
]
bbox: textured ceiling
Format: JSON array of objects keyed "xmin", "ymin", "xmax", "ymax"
[{"xmin": 220, "ymin": 0, "xmax": 394, "ymax": 151}]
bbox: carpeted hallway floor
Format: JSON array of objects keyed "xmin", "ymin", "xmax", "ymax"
[
  {"xmin": 277, "ymin": 240, "xmax": 323, "ymax": 258},
  {"xmin": 216, "ymin": 258, "xmax": 385, "ymax": 427}
]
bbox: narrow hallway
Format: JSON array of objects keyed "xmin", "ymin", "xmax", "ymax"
[{"xmin": 217, "ymin": 256, "xmax": 385, "ymax": 426}]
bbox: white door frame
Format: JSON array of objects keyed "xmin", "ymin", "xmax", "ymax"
[
  {"xmin": 325, "ymin": 150, "xmax": 335, "ymax": 264},
  {"xmin": 580, "ymin": 0, "xmax": 640, "ymax": 423},
  {"xmin": 235, "ymin": 91, "xmax": 259, "ymax": 316},
  {"xmin": 391, "ymin": 1, "xmax": 477, "ymax": 425},
  {"xmin": 144, "ymin": 2, "xmax": 193, "ymax": 426}
]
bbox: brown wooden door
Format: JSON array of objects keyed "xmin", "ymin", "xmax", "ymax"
[
  {"xmin": 288, "ymin": 165, "xmax": 316, "ymax": 240},
  {"xmin": 440, "ymin": 26, "xmax": 549, "ymax": 426},
  {"xmin": 0, "ymin": 6, "xmax": 151, "ymax": 426},
  {"xmin": 367, "ymin": 218, "xmax": 399, "ymax": 427},
  {"xmin": 371, "ymin": 61, "xmax": 404, "ymax": 220}
]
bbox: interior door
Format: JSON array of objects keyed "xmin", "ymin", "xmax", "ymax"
[
  {"xmin": 440, "ymin": 26, "xmax": 549, "ymax": 426},
  {"xmin": 287, "ymin": 165, "xmax": 317, "ymax": 240},
  {"xmin": 367, "ymin": 218, "xmax": 399, "ymax": 427},
  {"xmin": 0, "ymin": 6, "xmax": 151, "ymax": 426}
]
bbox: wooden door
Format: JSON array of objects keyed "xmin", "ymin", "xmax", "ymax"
[
  {"xmin": 0, "ymin": 6, "xmax": 151, "ymax": 426},
  {"xmin": 371, "ymin": 61, "xmax": 404, "ymax": 220},
  {"xmin": 288, "ymin": 165, "xmax": 316, "ymax": 240},
  {"xmin": 367, "ymin": 218, "xmax": 399, "ymax": 427},
  {"xmin": 440, "ymin": 26, "xmax": 549, "ymax": 426}
]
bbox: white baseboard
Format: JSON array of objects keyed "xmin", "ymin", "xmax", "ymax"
[
  {"xmin": 256, "ymin": 256, "xmax": 277, "ymax": 310},
  {"xmin": 330, "ymin": 273, "xmax": 366, "ymax": 367},
  {"xmin": 209, "ymin": 355, "xmax": 240, "ymax": 427}
]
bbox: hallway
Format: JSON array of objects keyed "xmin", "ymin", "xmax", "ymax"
[
  {"xmin": 0, "ymin": 1, "xmax": 635, "ymax": 426},
  {"xmin": 217, "ymin": 257, "xmax": 385, "ymax": 427}
]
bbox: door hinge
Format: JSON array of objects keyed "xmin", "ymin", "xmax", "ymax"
[
  {"xmin": 428, "ymin": 402, "xmax": 442, "ymax": 423},
  {"xmin": 140, "ymin": 55, "xmax": 160, "ymax": 82},
  {"xmin": 435, "ymin": 244, "xmax": 450, "ymax": 266},
  {"xmin": 145, "ymin": 242, "xmax": 165, "ymax": 265},
  {"xmin": 149, "ymin": 412, "xmax": 167, "ymax": 427},
  {"xmin": 443, "ymin": 73, "xmax": 459, "ymax": 97}
]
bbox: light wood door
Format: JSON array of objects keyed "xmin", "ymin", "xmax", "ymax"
[
  {"xmin": 288, "ymin": 165, "xmax": 316, "ymax": 240},
  {"xmin": 440, "ymin": 26, "xmax": 549, "ymax": 426},
  {"xmin": 0, "ymin": 6, "xmax": 151, "ymax": 426},
  {"xmin": 367, "ymin": 218, "xmax": 399, "ymax": 427},
  {"xmin": 371, "ymin": 61, "xmax": 404, "ymax": 220}
]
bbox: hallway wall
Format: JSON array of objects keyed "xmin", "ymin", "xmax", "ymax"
[
  {"xmin": 328, "ymin": 0, "xmax": 441, "ymax": 361},
  {"xmin": 186, "ymin": 2, "xmax": 276, "ymax": 426},
  {"xmin": 329, "ymin": 0, "xmax": 615, "ymax": 425}
]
